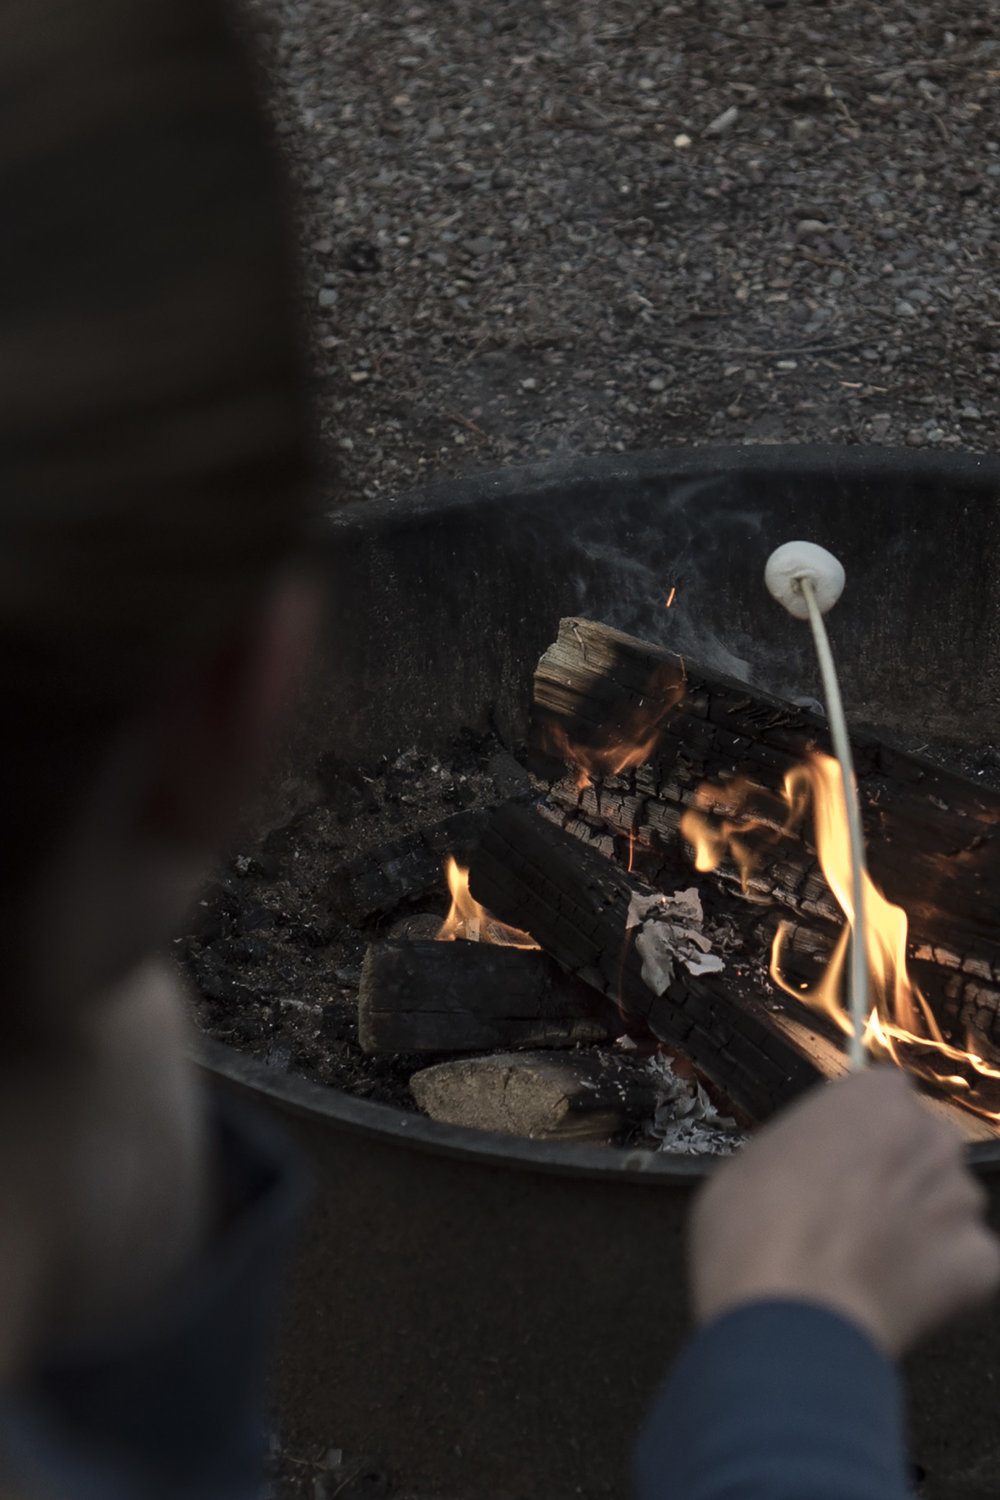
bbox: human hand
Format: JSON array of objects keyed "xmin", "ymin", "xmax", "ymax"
[{"xmin": 689, "ymin": 1066, "xmax": 1000, "ymax": 1358}]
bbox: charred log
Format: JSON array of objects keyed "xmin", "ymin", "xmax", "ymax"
[
  {"xmin": 328, "ymin": 808, "xmax": 491, "ymax": 926},
  {"xmin": 468, "ymin": 802, "xmax": 825, "ymax": 1123},
  {"xmin": 358, "ymin": 939, "xmax": 615, "ymax": 1054}
]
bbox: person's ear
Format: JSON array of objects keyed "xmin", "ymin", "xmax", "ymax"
[{"xmin": 142, "ymin": 569, "xmax": 323, "ymax": 852}]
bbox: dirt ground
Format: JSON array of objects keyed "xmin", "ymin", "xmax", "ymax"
[
  {"xmin": 249, "ymin": 0, "xmax": 999, "ymax": 509},
  {"xmin": 242, "ymin": 2, "xmax": 999, "ymax": 1494}
]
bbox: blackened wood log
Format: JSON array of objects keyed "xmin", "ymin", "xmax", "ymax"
[
  {"xmin": 328, "ymin": 809, "xmax": 490, "ymax": 926},
  {"xmin": 409, "ymin": 1050, "xmax": 663, "ymax": 1144},
  {"xmin": 532, "ymin": 617, "xmax": 1000, "ymax": 1048},
  {"xmin": 470, "ymin": 805, "xmax": 995, "ymax": 1141},
  {"xmin": 551, "ymin": 799, "xmax": 1000, "ymax": 1050},
  {"xmin": 469, "ymin": 802, "xmax": 824, "ymax": 1123},
  {"xmin": 358, "ymin": 940, "xmax": 615, "ymax": 1054}
]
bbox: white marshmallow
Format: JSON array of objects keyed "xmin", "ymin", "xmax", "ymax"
[{"xmin": 765, "ymin": 540, "xmax": 845, "ymax": 620}]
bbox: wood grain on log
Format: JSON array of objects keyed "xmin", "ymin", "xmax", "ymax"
[
  {"xmin": 358, "ymin": 940, "xmax": 614, "ymax": 1054},
  {"xmin": 409, "ymin": 1050, "xmax": 662, "ymax": 1143}
]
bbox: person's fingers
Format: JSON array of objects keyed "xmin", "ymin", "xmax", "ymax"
[
  {"xmin": 890, "ymin": 1118, "xmax": 967, "ymax": 1205},
  {"xmin": 922, "ymin": 1221, "xmax": 1000, "ymax": 1318}
]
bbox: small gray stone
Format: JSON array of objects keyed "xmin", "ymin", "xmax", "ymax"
[
  {"xmin": 648, "ymin": 374, "xmax": 667, "ymax": 392},
  {"xmin": 317, "ymin": 287, "xmax": 339, "ymax": 307},
  {"xmin": 796, "ymin": 218, "xmax": 829, "ymax": 237},
  {"xmin": 426, "ymin": 119, "xmax": 445, "ymax": 141},
  {"xmin": 895, "ymin": 299, "xmax": 917, "ymax": 317},
  {"xmin": 705, "ymin": 104, "xmax": 739, "ymax": 135}
]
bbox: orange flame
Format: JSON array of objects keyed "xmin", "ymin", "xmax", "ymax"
[
  {"xmin": 681, "ymin": 776, "xmax": 806, "ymax": 893},
  {"xmin": 685, "ymin": 750, "xmax": 1000, "ymax": 1123},
  {"xmin": 436, "ymin": 857, "xmax": 540, "ymax": 948},
  {"xmin": 543, "ymin": 660, "xmax": 685, "ymax": 792}
]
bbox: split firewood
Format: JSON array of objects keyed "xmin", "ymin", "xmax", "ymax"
[
  {"xmin": 531, "ymin": 617, "xmax": 1000, "ymax": 1049},
  {"xmin": 409, "ymin": 1049, "xmax": 663, "ymax": 1144},
  {"xmin": 468, "ymin": 801, "xmax": 824, "ymax": 1123},
  {"xmin": 358, "ymin": 939, "xmax": 615, "ymax": 1054}
]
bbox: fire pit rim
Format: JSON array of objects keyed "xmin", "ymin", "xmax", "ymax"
[
  {"xmin": 320, "ymin": 442, "xmax": 1000, "ymax": 536},
  {"xmin": 196, "ymin": 1036, "xmax": 1000, "ymax": 1178},
  {"xmin": 195, "ymin": 1035, "xmax": 714, "ymax": 1183}
]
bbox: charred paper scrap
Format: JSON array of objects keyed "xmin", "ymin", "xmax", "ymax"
[
  {"xmin": 626, "ymin": 886, "xmax": 724, "ymax": 996},
  {"xmin": 646, "ymin": 1054, "xmax": 746, "ymax": 1156}
]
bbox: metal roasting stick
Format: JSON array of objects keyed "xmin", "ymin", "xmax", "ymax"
[
  {"xmin": 797, "ymin": 576, "xmax": 869, "ymax": 1070},
  {"xmin": 765, "ymin": 542, "xmax": 869, "ymax": 1070}
]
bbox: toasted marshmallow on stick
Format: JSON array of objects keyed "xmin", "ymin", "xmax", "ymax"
[
  {"xmin": 765, "ymin": 540, "xmax": 845, "ymax": 620},
  {"xmin": 765, "ymin": 540, "xmax": 867, "ymax": 1070}
]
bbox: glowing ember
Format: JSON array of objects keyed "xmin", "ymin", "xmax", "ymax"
[
  {"xmin": 437, "ymin": 856, "xmax": 540, "ymax": 948},
  {"xmin": 682, "ymin": 750, "xmax": 1000, "ymax": 1122}
]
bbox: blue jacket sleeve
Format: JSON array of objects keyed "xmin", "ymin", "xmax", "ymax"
[
  {"xmin": 0, "ymin": 1095, "xmax": 308, "ymax": 1500},
  {"xmin": 634, "ymin": 1301, "xmax": 912, "ymax": 1500}
]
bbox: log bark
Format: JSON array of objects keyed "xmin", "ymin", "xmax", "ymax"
[
  {"xmin": 358, "ymin": 940, "xmax": 615, "ymax": 1054},
  {"xmin": 531, "ymin": 617, "xmax": 1000, "ymax": 1051},
  {"xmin": 409, "ymin": 1050, "xmax": 662, "ymax": 1144},
  {"xmin": 469, "ymin": 802, "xmax": 825, "ymax": 1122}
]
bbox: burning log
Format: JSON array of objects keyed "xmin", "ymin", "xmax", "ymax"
[
  {"xmin": 532, "ymin": 617, "xmax": 1000, "ymax": 1052},
  {"xmin": 358, "ymin": 940, "xmax": 615, "ymax": 1054},
  {"xmin": 328, "ymin": 808, "xmax": 492, "ymax": 926},
  {"xmin": 468, "ymin": 802, "xmax": 825, "ymax": 1123},
  {"xmin": 469, "ymin": 806, "xmax": 996, "ymax": 1142},
  {"xmin": 409, "ymin": 1049, "xmax": 663, "ymax": 1144}
]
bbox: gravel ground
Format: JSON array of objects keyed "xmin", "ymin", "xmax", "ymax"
[{"xmin": 248, "ymin": 0, "xmax": 1000, "ymax": 505}]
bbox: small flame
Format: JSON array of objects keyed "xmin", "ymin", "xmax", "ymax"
[
  {"xmin": 543, "ymin": 660, "xmax": 685, "ymax": 791},
  {"xmin": 681, "ymin": 777, "xmax": 803, "ymax": 892},
  {"xmin": 437, "ymin": 857, "xmax": 540, "ymax": 948},
  {"xmin": 685, "ymin": 750, "xmax": 1000, "ymax": 1123}
]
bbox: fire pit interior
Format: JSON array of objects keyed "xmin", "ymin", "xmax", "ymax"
[{"xmin": 184, "ymin": 447, "xmax": 1000, "ymax": 1152}]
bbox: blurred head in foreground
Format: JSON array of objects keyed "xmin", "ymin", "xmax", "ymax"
[{"xmin": 0, "ymin": 0, "xmax": 317, "ymax": 1024}]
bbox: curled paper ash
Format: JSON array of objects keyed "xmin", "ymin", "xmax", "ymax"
[
  {"xmin": 626, "ymin": 886, "xmax": 724, "ymax": 996},
  {"xmin": 647, "ymin": 1055, "xmax": 746, "ymax": 1156}
]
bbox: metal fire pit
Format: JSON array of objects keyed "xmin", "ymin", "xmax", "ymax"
[{"xmin": 200, "ymin": 447, "xmax": 1000, "ymax": 1500}]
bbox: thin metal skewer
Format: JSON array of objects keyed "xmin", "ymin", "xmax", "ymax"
[{"xmin": 798, "ymin": 574, "xmax": 869, "ymax": 1069}]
